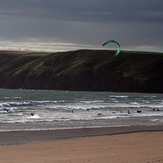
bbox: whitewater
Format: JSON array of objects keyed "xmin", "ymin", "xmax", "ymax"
[{"xmin": 0, "ymin": 89, "xmax": 163, "ymax": 132}]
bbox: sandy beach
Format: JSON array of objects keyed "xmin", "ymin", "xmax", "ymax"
[{"xmin": 0, "ymin": 126, "xmax": 163, "ymax": 163}]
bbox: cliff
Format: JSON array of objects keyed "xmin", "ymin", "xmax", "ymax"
[{"xmin": 0, "ymin": 50, "xmax": 163, "ymax": 93}]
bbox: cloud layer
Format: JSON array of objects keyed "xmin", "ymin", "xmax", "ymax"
[{"xmin": 0, "ymin": 0, "xmax": 163, "ymax": 52}]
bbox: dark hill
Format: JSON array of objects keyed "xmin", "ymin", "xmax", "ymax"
[{"xmin": 0, "ymin": 50, "xmax": 163, "ymax": 93}]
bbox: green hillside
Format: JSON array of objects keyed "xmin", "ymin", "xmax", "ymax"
[{"xmin": 0, "ymin": 50, "xmax": 163, "ymax": 93}]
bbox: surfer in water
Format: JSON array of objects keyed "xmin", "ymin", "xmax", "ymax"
[{"xmin": 31, "ymin": 112, "xmax": 34, "ymax": 116}]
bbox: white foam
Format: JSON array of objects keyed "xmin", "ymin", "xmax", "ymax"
[{"xmin": 27, "ymin": 114, "xmax": 40, "ymax": 119}]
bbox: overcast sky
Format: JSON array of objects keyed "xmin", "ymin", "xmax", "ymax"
[{"xmin": 0, "ymin": 0, "xmax": 163, "ymax": 52}]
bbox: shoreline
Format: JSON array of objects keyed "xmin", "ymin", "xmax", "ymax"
[{"xmin": 1, "ymin": 125, "xmax": 163, "ymax": 146}]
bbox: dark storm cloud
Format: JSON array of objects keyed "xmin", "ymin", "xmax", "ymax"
[
  {"xmin": 0, "ymin": 0, "xmax": 163, "ymax": 51},
  {"xmin": 0, "ymin": 0, "xmax": 163, "ymax": 22}
]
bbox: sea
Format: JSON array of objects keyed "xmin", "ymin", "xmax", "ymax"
[{"xmin": 0, "ymin": 89, "xmax": 163, "ymax": 132}]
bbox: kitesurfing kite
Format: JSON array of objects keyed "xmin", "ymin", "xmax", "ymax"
[{"xmin": 102, "ymin": 40, "xmax": 121, "ymax": 57}]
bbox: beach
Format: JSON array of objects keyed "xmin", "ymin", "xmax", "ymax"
[{"xmin": 0, "ymin": 126, "xmax": 163, "ymax": 163}]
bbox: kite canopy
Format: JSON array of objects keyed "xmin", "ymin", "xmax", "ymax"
[{"xmin": 102, "ymin": 40, "xmax": 121, "ymax": 57}]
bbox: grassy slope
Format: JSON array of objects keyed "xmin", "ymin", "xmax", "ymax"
[{"xmin": 0, "ymin": 50, "xmax": 163, "ymax": 93}]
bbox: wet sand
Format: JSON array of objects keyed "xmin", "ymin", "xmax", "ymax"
[{"xmin": 0, "ymin": 126, "xmax": 163, "ymax": 163}]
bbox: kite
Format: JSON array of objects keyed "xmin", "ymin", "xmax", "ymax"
[{"xmin": 102, "ymin": 40, "xmax": 121, "ymax": 57}]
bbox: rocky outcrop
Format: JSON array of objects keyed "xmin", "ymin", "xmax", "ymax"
[{"xmin": 0, "ymin": 50, "xmax": 163, "ymax": 93}]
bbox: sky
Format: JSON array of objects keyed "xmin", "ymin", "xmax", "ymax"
[{"xmin": 0, "ymin": 0, "xmax": 163, "ymax": 52}]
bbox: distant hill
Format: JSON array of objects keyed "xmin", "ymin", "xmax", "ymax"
[{"xmin": 0, "ymin": 49, "xmax": 163, "ymax": 93}]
